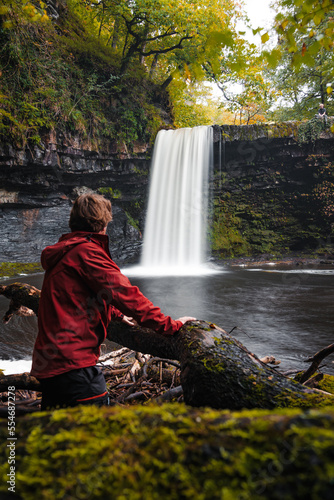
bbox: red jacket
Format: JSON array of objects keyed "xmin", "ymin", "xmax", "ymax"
[{"xmin": 31, "ymin": 232, "xmax": 182, "ymax": 378}]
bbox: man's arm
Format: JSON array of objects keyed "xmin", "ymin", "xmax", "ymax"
[{"xmin": 77, "ymin": 248, "xmax": 193, "ymax": 335}]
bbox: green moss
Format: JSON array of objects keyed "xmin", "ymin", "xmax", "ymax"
[
  {"xmin": 293, "ymin": 374, "xmax": 334, "ymax": 396},
  {"xmin": 1, "ymin": 404, "xmax": 334, "ymax": 500},
  {"xmin": 210, "ymin": 204, "xmax": 250, "ymax": 258},
  {"xmin": 125, "ymin": 211, "xmax": 140, "ymax": 231},
  {"xmin": 220, "ymin": 122, "xmax": 302, "ymax": 143},
  {"xmin": 316, "ymin": 375, "xmax": 334, "ymax": 395},
  {"xmin": 212, "ymin": 150, "xmax": 334, "ymax": 259},
  {"xmin": 98, "ymin": 187, "xmax": 122, "ymax": 199},
  {"xmin": 202, "ymin": 358, "xmax": 225, "ymax": 372},
  {"xmin": 0, "ymin": 262, "xmax": 43, "ymax": 279},
  {"xmin": 274, "ymin": 391, "xmax": 334, "ymax": 409}
]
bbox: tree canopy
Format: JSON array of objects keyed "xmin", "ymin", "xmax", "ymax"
[
  {"xmin": 273, "ymin": 0, "xmax": 334, "ymax": 63},
  {"xmin": 0, "ymin": 0, "xmax": 333, "ymax": 140},
  {"xmin": 261, "ymin": 0, "xmax": 334, "ymax": 122},
  {"xmin": 72, "ymin": 0, "xmax": 245, "ymax": 84},
  {"xmin": 213, "ymin": 0, "xmax": 334, "ymax": 124}
]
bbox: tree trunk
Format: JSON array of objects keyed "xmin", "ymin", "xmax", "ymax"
[
  {"xmin": 161, "ymin": 73, "xmax": 173, "ymax": 90},
  {"xmin": 149, "ymin": 53, "xmax": 159, "ymax": 78},
  {"xmin": 106, "ymin": 319, "xmax": 334, "ymax": 409},
  {"xmin": 1, "ymin": 283, "xmax": 333, "ymax": 409}
]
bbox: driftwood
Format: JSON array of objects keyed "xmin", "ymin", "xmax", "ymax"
[
  {"xmin": 0, "ymin": 283, "xmax": 40, "ymax": 323},
  {"xmin": 102, "ymin": 350, "xmax": 182, "ymax": 404},
  {"xmin": 299, "ymin": 343, "xmax": 334, "ymax": 384},
  {"xmin": 1, "ymin": 282, "xmax": 334, "ymax": 410},
  {"xmin": 0, "ymin": 348, "xmax": 183, "ymax": 414}
]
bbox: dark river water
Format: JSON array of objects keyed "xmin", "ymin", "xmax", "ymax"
[{"xmin": 1, "ymin": 265, "xmax": 334, "ymax": 375}]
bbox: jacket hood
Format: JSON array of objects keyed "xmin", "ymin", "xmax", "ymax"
[{"xmin": 41, "ymin": 232, "xmax": 109, "ymax": 271}]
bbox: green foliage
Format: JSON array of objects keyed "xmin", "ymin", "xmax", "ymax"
[
  {"xmin": 215, "ymin": 46, "xmax": 279, "ymax": 125},
  {"xmin": 80, "ymin": 0, "xmax": 243, "ymax": 79},
  {"xmin": 1, "ymin": 0, "xmax": 332, "ymax": 149},
  {"xmin": 116, "ymin": 106, "xmax": 145, "ymax": 144},
  {"xmin": 1, "ymin": 404, "xmax": 334, "ymax": 499},
  {"xmin": 0, "ymin": 0, "xmax": 167, "ymax": 147},
  {"xmin": 262, "ymin": 0, "xmax": 334, "ymax": 121},
  {"xmin": 274, "ymin": 0, "xmax": 334, "ymax": 62},
  {"xmin": 169, "ymin": 80, "xmax": 235, "ymax": 128},
  {"xmin": 0, "ymin": 0, "xmax": 252, "ymax": 145},
  {"xmin": 298, "ymin": 117, "xmax": 332, "ymax": 144}
]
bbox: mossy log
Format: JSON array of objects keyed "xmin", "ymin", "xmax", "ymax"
[
  {"xmin": 1, "ymin": 403, "xmax": 334, "ymax": 500},
  {"xmin": 1, "ymin": 283, "xmax": 334, "ymax": 409},
  {"xmin": 108, "ymin": 320, "xmax": 334, "ymax": 409}
]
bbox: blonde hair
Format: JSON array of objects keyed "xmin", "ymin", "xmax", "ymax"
[{"xmin": 69, "ymin": 193, "xmax": 112, "ymax": 233}]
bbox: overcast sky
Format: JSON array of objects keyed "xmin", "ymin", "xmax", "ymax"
[
  {"xmin": 243, "ymin": 0, "xmax": 276, "ymax": 30},
  {"xmin": 207, "ymin": 1, "xmax": 277, "ymax": 97},
  {"xmin": 235, "ymin": 0, "xmax": 277, "ymax": 48}
]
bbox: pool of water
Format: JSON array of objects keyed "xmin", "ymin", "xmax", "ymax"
[{"xmin": 1, "ymin": 265, "xmax": 334, "ymax": 375}]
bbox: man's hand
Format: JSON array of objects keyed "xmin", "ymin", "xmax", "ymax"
[
  {"xmin": 177, "ymin": 316, "xmax": 197, "ymax": 324},
  {"xmin": 121, "ymin": 315, "xmax": 138, "ymax": 326}
]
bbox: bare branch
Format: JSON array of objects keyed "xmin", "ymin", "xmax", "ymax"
[{"xmin": 299, "ymin": 343, "xmax": 334, "ymax": 384}]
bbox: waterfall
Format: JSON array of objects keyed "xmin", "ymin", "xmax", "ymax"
[{"xmin": 140, "ymin": 125, "xmax": 213, "ymax": 275}]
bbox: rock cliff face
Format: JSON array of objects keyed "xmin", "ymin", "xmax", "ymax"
[
  {"xmin": 0, "ymin": 131, "xmax": 152, "ymax": 264},
  {"xmin": 212, "ymin": 122, "xmax": 334, "ymax": 179},
  {"xmin": 1, "ymin": 122, "xmax": 334, "ymax": 264},
  {"xmin": 211, "ymin": 122, "xmax": 334, "ymax": 257}
]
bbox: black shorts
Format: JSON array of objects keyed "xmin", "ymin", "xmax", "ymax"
[{"xmin": 39, "ymin": 365, "xmax": 109, "ymax": 410}]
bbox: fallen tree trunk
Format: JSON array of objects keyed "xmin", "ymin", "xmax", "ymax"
[
  {"xmin": 1, "ymin": 282, "xmax": 334, "ymax": 409},
  {"xmin": 107, "ymin": 320, "xmax": 334, "ymax": 409}
]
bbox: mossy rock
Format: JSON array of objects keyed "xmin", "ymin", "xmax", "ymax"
[{"xmin": 1, "ymin": 403, "xmax": 334, "ymax": 499}]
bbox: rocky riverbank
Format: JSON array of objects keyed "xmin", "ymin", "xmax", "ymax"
[
  {"xmin": 0, "ymin": 263, "xmax": 43, "ymax": 280},
  {"xmin": 221, "ymin": 254, "xmax": 334, "ymax": 269},
  {"xmin": 2, "ymin": 253, "xmax": 334, "ymax": 281}
]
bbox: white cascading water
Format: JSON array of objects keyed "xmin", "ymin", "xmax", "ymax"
[{"xmin": 140, "ymin": 125, "xmax": 213, "ymax": 275}]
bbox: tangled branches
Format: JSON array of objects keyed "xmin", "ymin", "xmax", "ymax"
[{"xmin": 99, "ymin": 348, "xmax": 183, "ymax": 405}]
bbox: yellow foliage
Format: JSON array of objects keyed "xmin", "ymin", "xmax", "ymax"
[{"xmin": 261, "ymin": 32, "xmax": 270, "ymax": 44}]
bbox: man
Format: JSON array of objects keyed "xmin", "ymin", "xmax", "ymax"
[
  {"xmin": 318, "ymin": 103, "xmax": 327, "ymax": 118},
  {"xmin": 31, "ymin": 193, "xmax": 195, "ymax": 409}
]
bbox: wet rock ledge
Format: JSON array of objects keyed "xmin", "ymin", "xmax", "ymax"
[{"xmin": 0, "ymin": 131, "xmax": 153, "ymax": 264}]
